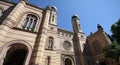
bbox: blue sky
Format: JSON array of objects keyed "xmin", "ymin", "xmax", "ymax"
[{"xmin": 12, "ymin": 0, "xmax": 120, "ymax": 36}]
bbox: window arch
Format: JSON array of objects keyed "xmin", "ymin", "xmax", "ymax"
[
  {"xmin": 63, "ymin": 56, "xmax": 74, "ymax": 65},
  {"xmin": 65, "ymin": 58, "xmax": 72, "ymax": 65},
  {"xmin": 47, "ymin": 37, "xmax": 54, "ymax": 50},
  {"xmin": 22, "ymin": 14, "xmax": 38, "ymax": 31}
]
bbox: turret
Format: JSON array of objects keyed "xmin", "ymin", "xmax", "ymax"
[
  {"xmin": 72, "ymin": 15, "xmax": 85, "ymax": 65},
  {"xmin": 46, "ymin": 6, "xmax": 57, "ymax": 25},
  {"xmin": 72, "ymin": 15, "xmax": 82, "ymax": 33}
]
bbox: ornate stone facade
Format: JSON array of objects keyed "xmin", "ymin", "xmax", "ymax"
[{"xmin": 0, "ymin": 0, "xmax": 112, "ymax": 65}]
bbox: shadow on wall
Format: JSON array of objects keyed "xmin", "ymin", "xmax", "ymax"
[{"xmin": 0, "ymin": 6, "xmax": 15, "ymax": 25}]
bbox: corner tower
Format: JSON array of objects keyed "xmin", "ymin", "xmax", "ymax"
[
  {"xmin": 72, "ymin": 15, "xmax": 82, "ymax": 33},
  {"xmin": 72, "ymin": 15, "xmax": 86, "ymax": 65},
  {"xmin": 46, "ymin": 6, "xmax": 57, "ymax": 25}
]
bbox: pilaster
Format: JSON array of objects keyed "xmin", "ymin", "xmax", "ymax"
[
  {"xmin": 30, "ymin": 9, "xmax": 51, "ymax": 65},
  {"xmin": 0, "ymin": 0, "xmax": 26, "ymax": 46},
  {"xmin": 73, "ymin": 33, "xmax": 85, "ymax": 65}
]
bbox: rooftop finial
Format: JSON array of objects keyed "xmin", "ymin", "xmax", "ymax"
[{"xmin": 97, "ymin": 24, "xmax": 103, "ymax": 30}]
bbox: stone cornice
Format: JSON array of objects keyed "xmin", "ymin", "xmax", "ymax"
[{"xmin": 58, "ymin": 28, "xmax": 74, "ymax": 35}]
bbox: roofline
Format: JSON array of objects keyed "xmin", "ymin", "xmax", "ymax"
[
  {"xmin": 1, "ymin": 0, "xmax": 44, "ymax": 10},
  {"xmin": 26, "ymin": 3, "xmax": 43, "ymax": 10},
  {"xmin": 58, "ymin": 28, "xmax": 74, "ymax": 35}
]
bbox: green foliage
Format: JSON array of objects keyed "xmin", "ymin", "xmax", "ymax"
[
  {"xmin": 111, "ymin": 19, "xmax": 120, "ymax": 44},
  {"xmin": 103, "ymin": 42, "xmax": 120, "ymax": 63},
  {"xmin": 103, "ymin": 19, "xmax": 120, "ymax": 65}
]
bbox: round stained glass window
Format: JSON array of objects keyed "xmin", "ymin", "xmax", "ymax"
[{"xmin": 63, "ymin": 41, "xmax": 71, "ymax": 50}]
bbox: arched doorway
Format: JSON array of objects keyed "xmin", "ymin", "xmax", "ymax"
[
  {"xmin": 99, "ymin": 62, "xmax": 106, "ymax": 65},
  {"xmin": 2, "ymin": 43, "xmax": 29, "ymax": 65},
  {"xmin": 65, "ymin": 58, "xmax": 72, "ymax": 65},
  {"xmin": 3, "ymin": 49, "xmax": 27, "ymax": 65}
]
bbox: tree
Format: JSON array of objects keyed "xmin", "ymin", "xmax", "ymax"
[
  {"xmin": 103, "ymin": 19, "xmax": 120, "ymax": 65},
  {"xmin": 103, "ymin": 42, "xmax": 120, "ymax": 65},
  {"xmin": 111, "ymin": 19, "xmax": 120, "ymax": 44}
]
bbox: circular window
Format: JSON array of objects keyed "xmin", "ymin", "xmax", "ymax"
[{"xmin": 63, "ymin": 41, "xmax": 71, "ymax": 50}]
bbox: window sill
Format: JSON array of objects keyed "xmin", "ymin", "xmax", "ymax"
[{"xmin": 12, "ymin": 27, "xmax": 37, "ymax": 34}]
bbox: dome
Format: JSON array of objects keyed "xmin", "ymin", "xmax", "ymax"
[
  {"xmin": 51, "ymin": 6, "xmax": 57, "ymax": 11},
  {"xmin": 46, "ymin": 5, "xmax": 51, "ymax": 10},
  {"xmin": 46, "ymin": 6, "xmax": 57, "ymax": 11},
  {"xmin": 72, "ymin": 14, "xmax": 78, "ymax": 19}
]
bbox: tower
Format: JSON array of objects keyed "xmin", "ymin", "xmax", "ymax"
[
  {"xmin": 72, "ymin": 15, "xmax": 86, "ymax": 65},
  {"xmin": 47, "ymin": 6, "xmax": 57, "ymax": 25},
  {"xmin": 72, "ymin": 15, "xmax": 82, "ymax": 33}
]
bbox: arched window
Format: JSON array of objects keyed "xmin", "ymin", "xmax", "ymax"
[
  {"xmin": 65, "ymin": 58, "xmax": 72, "ymax": 65},
  {"xmin": 45, "ymin": 56, "xmax": 51, "ymax": 65},
  {"xmin": 47, "ymin": 37, "xmax": 54, "ymax": 50},
  {"xmin": 52, "ymin": 15, "xmax": 54, "ymax": 22},
  {"xmin": 22, "ymin": 14, "xmax": 37, "ymax": 31}
]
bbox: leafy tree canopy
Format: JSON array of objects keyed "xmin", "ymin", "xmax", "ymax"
[
  {"xmin": 111, "ymin": 19, "xmax": 120, "ymax": 44},
  {"xmin": 103, "ymin": 19, "xmax": 120, "ymax": 65}
]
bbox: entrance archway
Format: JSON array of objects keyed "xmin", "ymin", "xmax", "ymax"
[
  {"xmin": 99, "ymin": 62, "xmax": 106, "ymax": 65},
  {"xmin": 0, "ymin": 40, "xmax": 32, "ymax": 65},
  {"xmin": 3, "ymin": 49, "xmax": 27, "ymax": 65},
  {"xmin": 65, "ymin": 58, "xmax": 72, "ymax": 65},
  {"xmin": 2, "ymin": 44, "xmax": 28, "ymax": 65}
]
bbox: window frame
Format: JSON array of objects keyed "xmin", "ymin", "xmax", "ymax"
[
  {"xmin": 22, "ymin": 14, "xmax": 38, "ymax": 31},
  {"xmin": 45, "ymin": 37, "xmax": 54, "ymax": 50}
]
